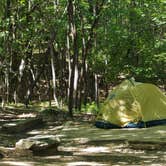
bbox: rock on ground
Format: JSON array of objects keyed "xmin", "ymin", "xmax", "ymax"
[{"xmin": 16, "ymin": 135, "xmax": 60, "ymax": 154}]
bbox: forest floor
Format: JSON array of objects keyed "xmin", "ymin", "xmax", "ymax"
[{"xmin": 0, "ymin": 108, "xmax": 165, "ymax": 166}]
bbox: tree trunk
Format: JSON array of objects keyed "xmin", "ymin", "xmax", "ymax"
[
  {"xmin": 67, "ymin": 0, "xmax": 79, "ymax": 117},
  {"xmin": 78, "ymin": 0, "xmax": 105, "ymax": 108},
  {"xmin": 94, "ymin": 74, "xmax": 99, "ymax": 107},
  {"xmin": 50, "ymin": 44, "xmax": 59, "ymax": 107}
]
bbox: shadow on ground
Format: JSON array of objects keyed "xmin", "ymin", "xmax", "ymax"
[{"xmin": 0, "ymin": 119, "xmax": 166, "ymax": 166}]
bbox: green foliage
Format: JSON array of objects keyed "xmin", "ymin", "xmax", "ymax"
[
  {"xmin": 81, "ymin": 102, "xmax": 99, "ymax": 114},
  {"xmin": 90, "ymin": 0, "xmax": 166, "ymax": 83},
  {"xmin": 0, "ymin": 0, "xmax": 165, "ymax": 110}
]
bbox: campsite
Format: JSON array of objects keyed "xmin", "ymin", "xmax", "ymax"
[
  {"xmin": 0, "ymin": 0, "xmax": 166, "ymax": 165},
  {"xmin": 0, "ymin": 108, "xmax": 165, "ymax": 166},
  {"xmin": 0, "ymin": 80, "xmax": 165, "ymax": 166}
]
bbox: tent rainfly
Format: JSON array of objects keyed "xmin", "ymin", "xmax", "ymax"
[{"xmin": 95, "ymin": 79, "xmax": 166, "ymax": 129}]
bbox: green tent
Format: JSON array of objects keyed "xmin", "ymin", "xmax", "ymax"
[{"xmin": 95, "ymin": 79, "xmax": 166, "ymax": 128}]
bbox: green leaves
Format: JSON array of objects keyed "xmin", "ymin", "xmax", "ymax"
[
  {"xmin": 19, "ymin": 0, "xmax": 26, "ymax": 4},
  {"xmin": 0, "ymin": 0, "xmax": 165, "ymax": 108}
]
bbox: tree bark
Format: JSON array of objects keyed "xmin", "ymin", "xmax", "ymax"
[
  {"xmin": 67, "ymin": 0, "xmax": 79, "ymax": 117},
  {"xmin": 79, "ymin": 0, "xmax": 105, "ymax": 107},
  {"xmin": 50, "ymin": 43, "xmax": 59, "ymax": 107}
]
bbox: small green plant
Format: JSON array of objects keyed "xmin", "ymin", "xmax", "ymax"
[{"xmin": 81, "ymin": 102, "xmax": 99, "ymax": 114}]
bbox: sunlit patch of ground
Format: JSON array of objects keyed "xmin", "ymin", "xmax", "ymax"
[
  {"xmin": 55, "ymin": 122, "xmax": 166, "ymax": 165},
  {"xmin": 0, "ymin": 119, "xmax": 165, "ymax": 165},
  {"xmin": 0, "ymin": 161, "xmax": 36, "ymax": 166}
]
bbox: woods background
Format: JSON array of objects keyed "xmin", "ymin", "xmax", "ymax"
[{"xmin": 0, "ymin": 0, "xmax": 165, "ymax": 116}]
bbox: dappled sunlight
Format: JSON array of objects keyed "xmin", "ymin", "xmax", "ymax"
[
  {"xmin": 119, "ymin": 100, "xmax": 126, "ymax": 105},
  {"xmin": 63, "ymin": 127, "xmax": 79, "ymax": 131},
  {"xmin": 58, "ymin": 146, "xmax": 79, "ymax": 152},
  {"xmin": 117, "ymin": 112, "xmax": 129, "ymax": 123},
  {"xmin": 113, "ymin": 147, "xmax": 144, "ymax": 154},
  {"xmin": 42, "ymin": 155, "xmax": 62, "ymax": 159},
  {"xmin": 120, "ymin": 85, "xmax": 128, "ymax": 91},
  {"xmin": 119, "ymin": 106, "xmax": 126, "ymax": 111},
  {"xmin": 140, "ymin": 155, "xmax": 159, "ymax": 159},
  {"xmin": 17, "ymin": 113, "xmax": 36, "ymax": 118},
  {"xmin": 80, "ymin": 146, "xmax": 110, "ymax": 153},
  {"xmin": 160, "ymin": 98, "xmax": 166, "ymax": 105},
  {"xmin": 115, "ymin": 162, "xmax": 128, "ymax": 165},
  {"xmin": 0, "ymin": 116, "xmax": 165, "ymax": 165},
  {"xmin": 56, "ymin": 134, "xmax": 66, "ymax": 138},
  {"xmin": 0, "ymin": 161, "xmax": 35, "ymax": 166},
  {"xmin": 72, "ymin": 138, "xmax": 89, "ymax": 144},
  {"xmin": 28, "ymin": 134, "xmax": 58, "ymax": 140},
  {"xmin": 156, "ymin": 130, "xmax": 166, "ymax": 134},
  {"xmin": 27, "ymin": 130, "xmax": 44, "ymax": 135},
  {"xmin": 67, "ymin": 161, "xmax": 108, "ymax": 166},
  {"xmin": 48, "ymin": 126, "xmax": 63, "ymax": 131},
  {"xmin": 100, "ymin": 134, "xmax": 114, "ymax": 138},
  {"xmin": 3, "ymin": 123, "xmax": 17, "ymax": 127},
  {"xmin": 143, "ymin": 136, "xmax": 152, "ymax": 139},
  {"xmin": 131, "ymin": 100, "xmax": 142, "ymax": 115}
]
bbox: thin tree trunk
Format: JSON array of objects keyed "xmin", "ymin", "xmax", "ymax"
[
  {"xmin": 67, "ymin": 28, "xmax": 71, "ymax": 99},
  {"xmin": 50, "ymin": 44, "xmax": 59, "ymax": 107},
  {"xmin": 78, "ymin": 0, "xmax": 105, "ymax": 107},
  {"xmin": 3, "ymin": 0, "xmax": 11, "ymax": 106},
  {"xmin": 95, "ymin": 74, "xmax": 99, "ymax": 107},
  {"xmin": 67, "ymin": 0, "xmax": 79, "ymax": 117}
]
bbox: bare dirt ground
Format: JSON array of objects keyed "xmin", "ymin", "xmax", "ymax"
[{"xmin": 0, "ymin": 109, "xmax": 165, "ymax": 166}]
